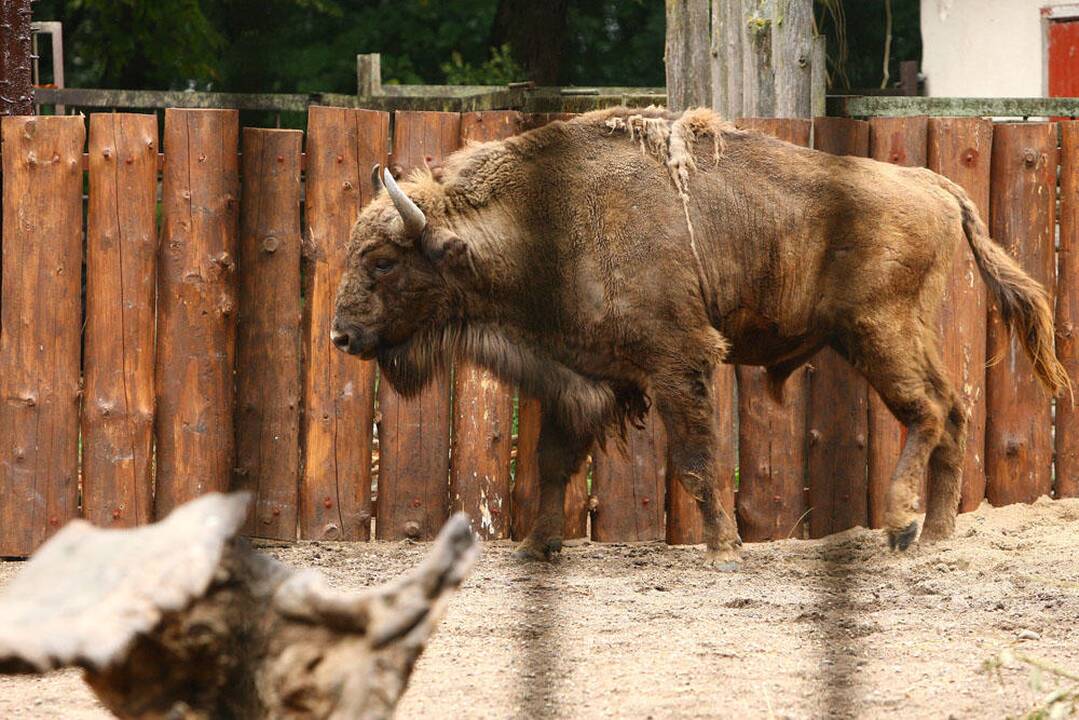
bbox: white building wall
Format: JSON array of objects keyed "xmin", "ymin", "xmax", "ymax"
[{"xmin": 920, "ymin": 0, "xmax": 1056, "ymax": 97}]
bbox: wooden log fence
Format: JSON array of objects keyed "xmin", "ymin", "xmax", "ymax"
[{"xmin": 0, "ymin": 107, "xmax": 1076, "ymax": 556}]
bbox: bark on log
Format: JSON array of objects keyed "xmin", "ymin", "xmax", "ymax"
[
  {"xmin": 0, "ymin": 0, "xmax": 33, "ymax": 116},
  {"xmin": 0, "ymin": 493, "xmax": 477, "ymax": 719}
]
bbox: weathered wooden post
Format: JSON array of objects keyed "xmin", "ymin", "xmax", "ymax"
[
  {"xmin": 0, "ymin": 0, "xmax": 33, "ymax": 116},
  {"xmin": 772, "ymin": 0, "xmax": 814, "ymax": 118},
  {"xmin": 357, "ymin": 53, "xmax": 381, "ymax": 97},
  {"xmin": 666, "ymin": 0, "xmax": 712, "ymax": 111}
]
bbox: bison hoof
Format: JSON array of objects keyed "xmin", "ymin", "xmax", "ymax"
[
  {"xmin": 703, "ymin": 547, "xmax": 742, "ymax": 572},
  {"xmin": 512, "ymin": 537, "xmax": 562, "ymax": 563},
  {"xmin": 918, "ymin": 521, "xmax": 954, "ymax": 544},
  {"xmin": 887, "ymin": 520, "xmax": 920, "ymax": 551}
]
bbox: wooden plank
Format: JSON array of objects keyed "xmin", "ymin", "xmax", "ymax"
[
  {"xmin": 927, "ymin": 117, "xmax": 993, "ymax": 512},
  {"xmin": 806, "ymin": 117, "xmax": 871, "ymax": 538},
  {"xmin": 510, "ymin": 396, "xmax": 591, "ymax": 541},
  {"xmin": 235, "ymin": 128, "xmax": 303, "ymax": 540},
  {"xmin": 0, "ymin": 116, "xmax": 85, "ymax": 556},
  {"xmin": 592, "ymin": 417, "xmax": 666, "ymax": 542},
  {"xmin": 985, "ymin": 122, "xmax": 1057, "ymax": 505},
  {"xmin": 732, "ymin": 117, "xmax": 811, "ymax": 542},
  {"xmin": 449, "ymin": 111, "xmax": 519, "ymax": 539},
  {"xmin": 375, "ymin": 110, "xmax": 460, "ymax": 541},
  {"xmin": 1058, "ymin": 121, "xmax": 1079, "ymax": 500},
  {"xmin": 82, "ymin": 113, "xmax": 157, "ymax": 529},
  {"xmin": 155, "ymin": 109, "xmax": 240, "ymax": 518},
  {"xmin": 301, "ymin": 106, "xmax": 387, "ymax": 540},
  {"xmin": 867, "ymin": 116, "xmax": 928, "ymax": 528}
]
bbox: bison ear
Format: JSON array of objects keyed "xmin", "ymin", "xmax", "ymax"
[{"xmin": 421, "ymin": 226, "xmax": 467, "ymax": 266}]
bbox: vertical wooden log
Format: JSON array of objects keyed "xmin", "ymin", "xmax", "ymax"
[
  {"xmin": 155, "ymin": 109, "xmax": 240, "ymax": 518},
  {"xmin": 1057, "ymin": 122, "xmax": 1079, "ymax": 499},
  {"xmin": 719, "ymin": 0, "xmax": 744, "ymax": 117},
  {"xmin": 927, "ymin": 117, "xmax": 992, "ymax": 512},
  {"xmin": 666, "ymin": 367, "xmax": 736, "ymax": 544},
  {"xmin": 0, "ymin": 0, "xmax": 34, "ymax": 116},
  {"xmin": 806, "ymin": 117, "xmax": 871, "ymax": 538},
  {"xmin": 733, "ymin": 118, "xmax": 811, "ymax": 542},
  {"xmin": 593, "ymin": 418, "xmax": 666, "ymax": 542},
  {"xmin": 449, "ymin": 111, "xmax": 518, "ymax": 540},
  {"xmin": 376, "ymin": 110, "xmax": 460, "ymax": 541},
  {"xmin": 301, "ymin": 106, "xmax": 387, "ymax": 540},
  {"xmin": 665, "ymin": 0, "xmax": 712, "ymax": 112},
  {"xmin": 741, "ymin": 0, "xmax": 775, "ymax": 117},
  {"xmin": 866, "ymin": 116, "xmax": 928, "ymax": 527},
  {"xmin": 772, "ymin": 0, "xmax": 813, "ymax": 119},
  {"xmin": 511, "ymin": 396, "xmax": 591, "ymax": 541},
  {"xmin": 82, "ymin": 113, "xmax": 157, "ymax": 529},
  {"xmin": 811, "ymin": 36, "xmax": 827, "ymax": 118},
  {"xmin": 235, "ymin": 128, "xmax": 303, "ymax": 540},
  {"xmin": 0, "ymin": 116, "xmax": 84, "ymax": 556},
  {"xmin": 986, "ymin": 122, "xmax": 1057, "ymax": 506}
]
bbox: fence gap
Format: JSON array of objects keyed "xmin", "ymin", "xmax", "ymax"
[
  {"xmin": 82, "ymin": 113, "xmax": 157, "ymax": 529},
  {"xmin": 927, "ymin": 117, "xmax": 993, "ymax": 512},
  {"xmin": 806, "ymin": 117, "xmax": 871, "ymax": 538},
  {"xmin": 449, "ymin": 110, "xmax": 518, "ymax": 540},
  {"xmin": 866, "ymin": 116, "xmax": 928, "ymax": 527},
  {"xmin": 0, "ymin": 116, "xmax": 85, "ymax": 556},
  {"xmin": 235, "ymin": 127, "xmax": 303, "ymax": 540},
  {"xmin": 301, "ymin": 106, "xmax": 386, "ymax": 540},
  {"xmin": 985, "ymin": 122, "xmax": 1057, "ymax": 505},
  {"xmin": 732, "ymin": 117, "xmax": 812, "ymax": 542},
  {"xmin": 375, "ymin": 110, "xmax": 460, "ymax": 541}
]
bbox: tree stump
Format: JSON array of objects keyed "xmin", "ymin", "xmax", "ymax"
[{"xmin": 0, "ymin": 493, "xmax": 478, "ymax": 719}]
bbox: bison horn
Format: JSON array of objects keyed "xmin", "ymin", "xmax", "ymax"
[
  {"xmin": 371, "ymin": 163, "xmax": 383, "ymax": 193},
  {"xmin": 383, "ymin": 166, "xmax": 427, "ymax": 238}
]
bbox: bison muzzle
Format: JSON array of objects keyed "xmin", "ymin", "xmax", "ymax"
[{"xmin": 331, "ymin": 106, "xmax": 1069, "ymax": 568}]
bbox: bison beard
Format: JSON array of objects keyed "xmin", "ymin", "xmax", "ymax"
[{"xmin": 333, "ymin": 106, "xmax": 1069, "ymax": 568}]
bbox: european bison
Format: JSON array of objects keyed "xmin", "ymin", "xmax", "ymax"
[{"xmin": 331, "ymin": 106, "xmax": 1068, "ymax": 567}]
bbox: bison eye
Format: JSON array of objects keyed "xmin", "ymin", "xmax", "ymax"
[{"xmin": 373, "ymin": 257, "xmax": 396, "ymax": 274}]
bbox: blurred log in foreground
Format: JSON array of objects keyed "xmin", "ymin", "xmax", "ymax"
[{"xmin": 0, "ymin": 493, "xmax": 478, "ymax": 719}]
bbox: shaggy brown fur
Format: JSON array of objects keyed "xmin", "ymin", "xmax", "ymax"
[{"xmin": 331, "ymin": 106, "xmax": 1068, "ymax": 566}]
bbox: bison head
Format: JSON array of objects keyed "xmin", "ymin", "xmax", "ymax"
[{"xmin": 330, "ymin": 165, "xmax": 466, "ymax": 370}]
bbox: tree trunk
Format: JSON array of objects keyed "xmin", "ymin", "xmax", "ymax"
[
  {"xmin": 489, "ymin": 0, "xmax": 568, "ymax": 85},
  {"xmin": 666, "ymin": 0, "xmax": 712, "ymax": 112},
  {"xmin": 0, "ymin": 0, "xmax": 33, "ymax": 115}
]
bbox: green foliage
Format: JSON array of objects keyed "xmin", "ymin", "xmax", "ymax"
[
  {"xmin": 440, "ymin": 44, "xmax": 524, "ymax": 86},
  {"xmin": 35, "ymin": 0, "xmax": 221, "ymax": 89}
]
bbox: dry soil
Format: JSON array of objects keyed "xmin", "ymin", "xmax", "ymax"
[{"xmin": 1, "ymin": 497, "xmax": 1078, "ymax": 719}]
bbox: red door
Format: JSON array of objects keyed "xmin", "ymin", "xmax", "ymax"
[{"xmin": 1049, "ymin": 14, "xmax": 1079, "ymax": 97}]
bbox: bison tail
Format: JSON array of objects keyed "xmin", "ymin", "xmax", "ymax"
[{"xmin": 951, "ymin": 183, "xmax": 1072, "ymax": 399}]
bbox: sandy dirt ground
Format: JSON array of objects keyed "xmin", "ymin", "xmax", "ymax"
[{"xmin": 1, "ymin": 497, "xmax": 1078, "ymax": 719}]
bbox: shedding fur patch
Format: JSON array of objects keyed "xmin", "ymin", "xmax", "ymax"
[{"xmin": 603, "ymin": 107, "xmax": 730, "ymax": 265}]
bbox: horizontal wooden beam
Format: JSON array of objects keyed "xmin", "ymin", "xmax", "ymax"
[
  {"xmin": 827, "ymin": 95, "xmax": 1079, "ymax": 118},
  {"xmin": 35, "ymin": 87, "xmax": 667, "ymax": 115}
]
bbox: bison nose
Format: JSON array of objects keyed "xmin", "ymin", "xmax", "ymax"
[{"xmin": 330, "ymin": 328, "xmax": 351, "ymax": 350}]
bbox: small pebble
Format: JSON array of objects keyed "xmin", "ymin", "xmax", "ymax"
[{"xmin": 1017, "ymin": 629, "xmax": 1040, "ymax": 641}]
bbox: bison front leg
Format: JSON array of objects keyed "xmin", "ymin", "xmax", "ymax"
[
  {"xmin": 513, "ymin": 408, "xmax": 592, "ymax": 562},
  {"xmin": 655, "ymin": 366, "xmax": 742, "ymax": 570}
]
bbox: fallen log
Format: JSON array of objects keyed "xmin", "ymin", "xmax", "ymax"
[{"xmin": 0, "ymin": 492, "xmax": 477, "ymax": 719}]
